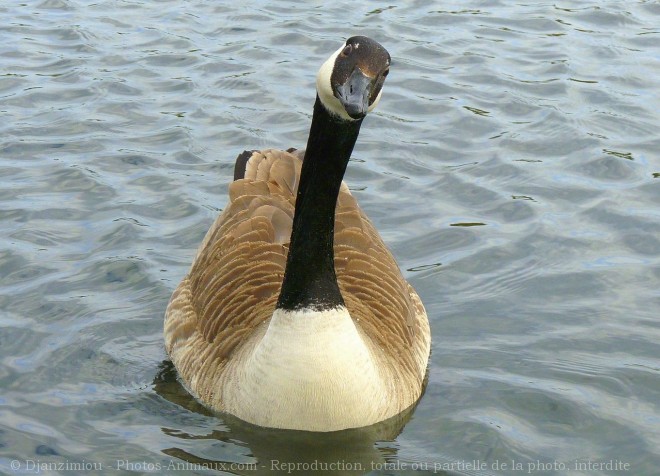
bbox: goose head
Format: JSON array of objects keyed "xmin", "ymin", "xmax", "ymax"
[{"xmin": 316, "ymin": 36, "xmax": 391, "ymax": 121}]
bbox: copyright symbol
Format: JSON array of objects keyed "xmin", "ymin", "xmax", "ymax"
[{"xmin": 11, "ymin": 460, "xmax": 20, "ymax": 470}]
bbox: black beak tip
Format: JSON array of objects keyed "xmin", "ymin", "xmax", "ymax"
[{"xmin": 344, "ymin": 104, "xmax": 367, "ymax": 120}]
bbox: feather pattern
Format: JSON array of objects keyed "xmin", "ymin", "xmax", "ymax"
[{"xmin": 165, "ymin": 149, "xmax": 430, "ymax": 428}]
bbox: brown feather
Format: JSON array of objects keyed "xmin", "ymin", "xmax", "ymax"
[{"xmin": 164, "ymin": 148, "xmax": 430, "ymax": 416}]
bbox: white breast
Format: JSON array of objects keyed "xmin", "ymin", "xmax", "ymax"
[{"xmin": 220, "ymin": 306, "xmax": 391, "ymax": 431}]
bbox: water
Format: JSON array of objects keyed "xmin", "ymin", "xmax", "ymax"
[{"xmin": 1, "ymin": 0, "xmax": 659, "ymax": 475}]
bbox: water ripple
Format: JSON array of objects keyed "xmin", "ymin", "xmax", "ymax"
[{"xmin": 1, "ymin": 0, "xmax": 659, "ymax": 474}]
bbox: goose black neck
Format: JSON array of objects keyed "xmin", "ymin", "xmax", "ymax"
[{"xmin": 276, "ymin": 96, "xmax": 363, "ymax": 311}]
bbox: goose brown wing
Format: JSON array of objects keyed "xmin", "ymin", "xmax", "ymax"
[
  {"xmin": 334, "ymin": 188, "xmax": 430, "ymax": 385},
  {"xmin": 164, "ymin": 149, "xmax": 299, "ymax": 382},
  {"xmin": 165, "ymin": 148, "xmax": 429, "ymax": 396}
]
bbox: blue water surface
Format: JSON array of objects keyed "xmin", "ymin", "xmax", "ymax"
[{"xmin": 1, "ymin": 1, "xmax": 659, "ymax": 475}]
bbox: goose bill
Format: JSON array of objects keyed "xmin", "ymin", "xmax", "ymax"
[{"xmin": 336, "ymin": 68, "xmax": 372, "ymax": 120}]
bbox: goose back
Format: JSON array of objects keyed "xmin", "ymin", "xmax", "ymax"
[{"xmin": 164, "ymin": 148, "xmax": 430, "ymax": 416}]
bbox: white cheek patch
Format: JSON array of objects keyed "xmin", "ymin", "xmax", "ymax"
[
  {"xmin": 367, "ymin": 89, "xmax": 382, "ymax": 113},
  {"xmin": 316, "ymin": 44, "xmax": 355, "ymax": 121}
]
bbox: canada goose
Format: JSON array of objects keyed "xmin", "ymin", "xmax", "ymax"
[{"xmin": 164, "ymin": 36, "xmax": 431, "ymax": 432}]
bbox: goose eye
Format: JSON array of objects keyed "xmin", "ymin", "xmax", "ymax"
[
  {"xmin": 341, "ymin": 44, "xmax": 353, "ymax": 57},
  {"xmin": 382, "ymin": 69, "xmax": 389, "ymax": 78}
]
